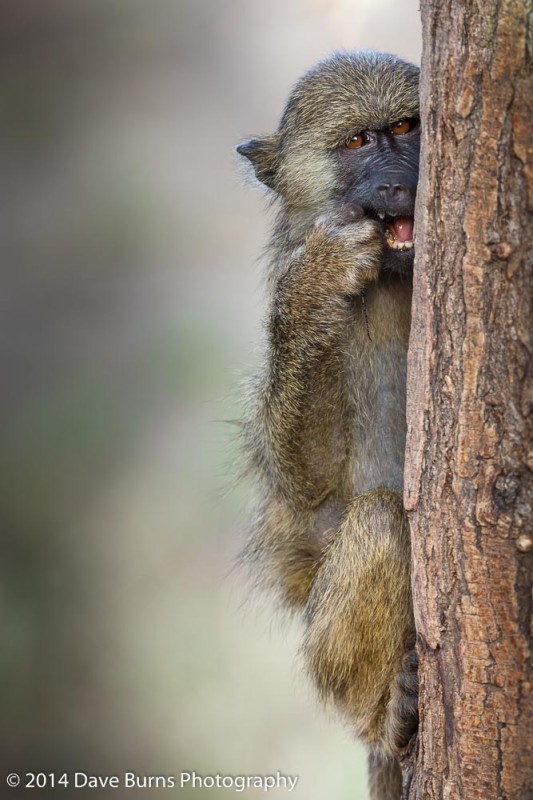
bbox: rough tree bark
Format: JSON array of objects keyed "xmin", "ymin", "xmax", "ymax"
[{"xmin": 404, "ymin": 1, "xmax": 533, "ymax": 798}]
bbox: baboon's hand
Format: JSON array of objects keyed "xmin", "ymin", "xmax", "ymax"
[
  {"xmin": 387, "ymin": 640, "xmax": 419, "ymax": 754},
  {"xmin": 300, "ymin": 204, "xmax": 383, "ymax": 297},
  {"xmin": 271, "ymin": 203, "xmax": 383, "ymax": 337}
]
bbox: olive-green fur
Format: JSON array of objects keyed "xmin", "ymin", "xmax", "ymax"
[{"xmin": 238, "ymin": 51, "xmax": 419, "ymax": 800}]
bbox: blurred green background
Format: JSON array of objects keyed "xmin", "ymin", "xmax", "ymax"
[{"xmin": 0, "ymin": 1, "xmax": 420, "ymax": 797}]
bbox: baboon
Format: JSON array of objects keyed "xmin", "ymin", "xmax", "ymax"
[{"xmin": 237, "ymin": 51, "xmax": 420, "ymax": 800}]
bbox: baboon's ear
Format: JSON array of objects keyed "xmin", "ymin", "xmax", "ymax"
[{"xmin": 236, "ymin": 135, "xmax": 280, "ymax": 190}]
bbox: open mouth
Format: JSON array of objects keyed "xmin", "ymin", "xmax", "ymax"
[{"xmin": 373, "ymin": 211, "xmax": 415, "ymax": 251}]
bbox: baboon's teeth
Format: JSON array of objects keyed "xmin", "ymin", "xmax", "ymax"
[
  {"xmin": 385, "ymin": 230, "xmax": 414, "ymax": 250},
  {"xmin": 384, "ymin": 215, "xmax": 415, "ymax": 251},
  {"xmin": 377, "ymin": 210, "xmax": 386, "ymax": 220}
]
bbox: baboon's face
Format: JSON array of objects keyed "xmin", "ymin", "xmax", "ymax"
[
  {"xmin": 237, "ymin": 53, "xmax": 420, "ymax": 272},
  {"xmin": 335, "ymin": 115, "xmax": 420, "ymax": 273}
]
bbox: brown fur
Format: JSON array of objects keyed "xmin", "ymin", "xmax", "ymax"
[{"xmin": 237, "ymin": 52, "xmax": 419, "ymax": 800}]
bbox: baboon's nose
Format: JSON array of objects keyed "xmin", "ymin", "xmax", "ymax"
[{"xmin": 376, "ymin": 183, "xmax": 409, "ymax": 203}]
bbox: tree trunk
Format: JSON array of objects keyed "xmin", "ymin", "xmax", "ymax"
[{"xmin": 404, "ymin": 1, "xmax": 533, "ymax": 798}]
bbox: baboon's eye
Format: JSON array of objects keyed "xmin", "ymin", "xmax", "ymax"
[
  {"xmin": 390, "ymin": 119, "xmax": 413, "ymax": 135},
  {"xmin": 345, "ymin": 132, "xmax": 368, "ymax": 149}
]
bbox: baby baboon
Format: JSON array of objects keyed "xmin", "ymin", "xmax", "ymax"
[{"xmin": 237, "ymin": 51, "xmax": 420, "ymax": 800}]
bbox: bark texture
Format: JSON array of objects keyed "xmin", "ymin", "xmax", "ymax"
[{"xmin": 404, "ymin": 1, "xmax": 533, "ymax": 798}]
